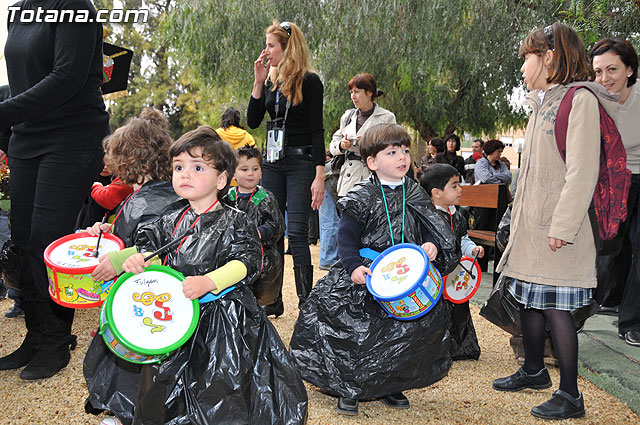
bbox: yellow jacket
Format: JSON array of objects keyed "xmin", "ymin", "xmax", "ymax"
[{"xmin": 215, "ymin": 126, "xmax": 256, "ymax": 150}]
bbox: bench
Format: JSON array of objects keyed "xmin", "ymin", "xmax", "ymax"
[{"xmin": 455, "ymin": 183, "xmax": 509, "ymax": 285}]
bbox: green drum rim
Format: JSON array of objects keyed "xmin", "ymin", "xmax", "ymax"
[{"xmin": 105, "ymin": 264, "xmax": 200, "ymax": 356}]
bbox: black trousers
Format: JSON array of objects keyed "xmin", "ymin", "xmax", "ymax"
[
  {"xmin": 9, "ymin": 149, "xmax": 103, "ymax": 302},
  {"xmin": 619, "ymin": 174, "xmax": 640, "ymax": 333}
]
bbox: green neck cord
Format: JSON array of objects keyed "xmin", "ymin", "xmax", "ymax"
[{"xmin": 380, "ymin": 180, "xmax": 405, "ymax": 246}]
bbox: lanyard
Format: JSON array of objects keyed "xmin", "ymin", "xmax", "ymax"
[
  {"xmin": 273, "ymin": 86, "xmax": 291, "ymax": 126},
  {"xmin": 163, "ymin": 200, "xmax": 219, "ymax": 265},
  {"xmin": 106, "ymin": 186, "xmax": 142, "ymax": 233},
  {"xmin": 380, "ymin": 180, "xmax": 405, "ymax": 246}
]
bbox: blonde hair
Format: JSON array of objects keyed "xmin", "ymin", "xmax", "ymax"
[{"xmin": 266, "ymin": 21, "xmax": 312, "ymax": 106}]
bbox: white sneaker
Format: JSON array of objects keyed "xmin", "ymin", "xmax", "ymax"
[{"xmin": 99, "ymin": 417, "xmax": 123, "ymax": 425}]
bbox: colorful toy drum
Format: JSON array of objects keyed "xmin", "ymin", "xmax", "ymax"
[
  {"xmin": 443, "ymin": 256, "xmax": 482, "ymax": 304},
  {"xmin": 100, "ymin": 265, "xmax": 200, "ymax": 364},
  {"xmin": 44, "ymin": 232, "xmax": 124, "ymax": 308},
  {"xmin": 366, "ymin": 243, "xmax": 443, "ymax": 321}
]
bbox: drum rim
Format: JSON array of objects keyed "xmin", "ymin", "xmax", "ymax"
[
  {"xmin": 443, "ymin": 256, "xmax": 482, "ymax": 304},
  {"xmin": 366, "ymin": 243, "xmax": 433, "ymax": 301},
  {"xmin": 44, "ymin": 231, "xmax": 124, "ymax": 275},
  {"xmin": 105, "ymin": 264, "xmax": 200, "ymax": 355}
]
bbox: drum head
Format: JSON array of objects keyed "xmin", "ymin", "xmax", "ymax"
[
  {"xmin": 106, "ymin": 265, "xmax": 200, "ymax": 355},
  {"xmin": 44, "ymin": 232, "xmax": 123, "ymax": 273},
  {"xmin": 367, "ymin": 243, "xmax": 429, "ymax": 300},
  {"xmin": 443, "ymin": 256, "xmax": 482, "ymax": 304}
]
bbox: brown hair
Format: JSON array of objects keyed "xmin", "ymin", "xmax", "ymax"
[
  {"xmin": 519, "ymin": 22, "xmax": 593, "ymax": 84},
  {"xmin": 169, "ymin": 125, "xmax": 236, "ymax": 196},
  {"xmin": 266, "ymin": 21, "xmax": 312, "ymax": 106},
  {"xmin": 359, "ymin": 123, "xmax": 411, "ymax": 165},
  {"xmin": 103, "ymin": 107, "xmax": 173, "ymax": 185},
  {"xmin": 347, "ymin": 73, "xmax": 384, "ymax": 99}
]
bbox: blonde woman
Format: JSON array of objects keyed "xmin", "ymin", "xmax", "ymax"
[{"xmin": 247, "ymin": 21, "xmax": 325, "ymax": 314}]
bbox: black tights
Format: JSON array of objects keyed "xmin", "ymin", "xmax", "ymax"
[{"xmin": 520, "ymin": 307, "xmax": 579, "ymax": 398}]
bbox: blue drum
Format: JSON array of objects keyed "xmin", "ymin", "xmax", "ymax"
[{"xmin": 366, "ymin": 243, "xmax": 443, "ymax": 320}]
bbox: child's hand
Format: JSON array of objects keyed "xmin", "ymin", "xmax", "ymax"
[
  {"xmin": 421, "ymin": 242, "xmax": 438, "ymax": 261},
  {"xmin": 182, "ymin": 275, "xmax": 217, "ymax": 300},
  {"xmin": 92, "ymin": 255, "xmax": 116, "ymax": 282},
  {"xmin": 350, "ymin": 265, "xmax": 371, "ymax": 285},
  {"xmin": 472, "ymin": 246, "xmax": 485, "ymax": 258},
  {"xmin": 122, "ymin": 253, "xmax": 149, "ymax": 275},
  {"xmin": 86, "ymin": 221, "xmax": 110, "ymax": 237}
]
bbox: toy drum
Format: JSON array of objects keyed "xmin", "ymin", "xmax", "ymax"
[
  {"xmin": 443, "ymin": 256, "xmax": 482, "ymax": 304},
  {"xmin": 366, "ymin": 243, "xmax": 443, "ymax": 321},
  {"xmin": 100, "ymin": 265, "xmax": 200, "ymax": 364},
  {"xmin": 44, "ymin": 232, "xmax": 124, "ymax": 308}
]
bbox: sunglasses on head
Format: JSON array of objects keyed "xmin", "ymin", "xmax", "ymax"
[{"xmin": 280, "ymin": 21, "xmax": 291, "ymax": 37}]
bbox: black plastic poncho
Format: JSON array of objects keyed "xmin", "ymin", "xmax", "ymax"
[
  {"xmin": 289, "ymin": 175, "xmax": 457, "ymax": 400},
  {"xmin": 83, "ymin": 180, "xmax": 187, "ymax": 423},
  {"xmin": 130, "ymin": 204, "xmax": 307, "ymax": 425},
  {"xmin": 435, "ymin": 206, "xmax": 481, "ymax": 361},
  {"xmin": 223, "ymin": 185, "xmax": 285, "ymax": 306}
]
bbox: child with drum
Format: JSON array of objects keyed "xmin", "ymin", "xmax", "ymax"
[
  {"xmin": 82, "ymin": 108, "xmax": 187, "ymax": 424},
  {"xmin": 290, "ymin": 123, "xmax": 459, "ymax": 416},
  {"xmin": 421, "ymin": 163, "xmax": 484, "ymax": 360},
  {"xmin": 111, "ymin": 126, "xmax": 307, "ymax": 424},
  {"xmin": 222, "ymin": 144, "xmax": 285, "ymax": 310}
]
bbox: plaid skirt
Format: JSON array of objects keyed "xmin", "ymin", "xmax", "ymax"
[{"xmin": 506, "ymin": 277, "xmax": 593, "ymax": 311}]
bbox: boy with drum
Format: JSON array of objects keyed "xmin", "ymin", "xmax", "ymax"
[
  {"xmin": 290, "ymin": 123, "xmax": 459, "ymax": 416},
  {"xmin": 111, "ymin": 126, "xmax": 307, "ymax": 425},
  {"xmin": 222, "ymin": 145, "xmax": 285, "ymax": 310},
  {"xmin": 82, "ymin": 108, "xmax": 187, "ymax": 424},
  {"xmin": 421, "ymin": 164, "xmax": 484, "ymax": 360}
]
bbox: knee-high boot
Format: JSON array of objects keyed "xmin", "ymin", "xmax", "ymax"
[
  {"xmin": 294, "ymin": 265, "xmax": 314, "ymax": 308},
  {"xmin": 20, "ymin": 299, "xmax": 77, "ymax": 380},
  {"xmin": 0, "ymin": 299, "xmax": 41, "ymax": 370},
  {"xmin": 263, "ymin": 271, "xmax": 285, "ymax": 318}
]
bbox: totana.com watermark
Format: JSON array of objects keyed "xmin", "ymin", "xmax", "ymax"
[{"xmin": 8, "ymin": 7, "xmax": 149, "ymax": 24}]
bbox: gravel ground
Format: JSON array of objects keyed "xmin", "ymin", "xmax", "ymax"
[{"xmin": 0, "ymin": 244, "xmax": 638, "ymax": 424}]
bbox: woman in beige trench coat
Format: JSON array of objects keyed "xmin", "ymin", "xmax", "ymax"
[{"xmin": 492, "ymin": 22, "xmax": 619, "ymax": 421}]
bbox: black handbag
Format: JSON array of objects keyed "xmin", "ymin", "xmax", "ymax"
[{"xmin": 0, "ymin": 238, "xmax": 22, "ymax": 292}]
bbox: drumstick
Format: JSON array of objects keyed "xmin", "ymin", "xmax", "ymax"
[
  {"xmin": 143, "ymin": 227, "xmax": 196, "ymax": 262},
  {"xmin": 93, "ymin": 215, "xmax": 108, "ymax": 258},
  {"xmin": 458, "ymin": 250, "xmax": 480, "ymax": 280}
]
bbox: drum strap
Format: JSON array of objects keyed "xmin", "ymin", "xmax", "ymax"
[
  {"xmin": 107, "ymin": 186, "xmax": 143, "ymax": 234},
  {"xmin": 380, "ymin": 180, "xmax": 405, "ymax": 246},
  {"xmin": 165, "ymin": 200, "xmax": 219, "ymax": 265}
]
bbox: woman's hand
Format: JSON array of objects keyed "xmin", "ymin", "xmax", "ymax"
[
  {"xmin": 351, "ymin": 265, "xmax": 372, "ymax": 285},
  {"xmin": 340, "ymin": 136, "xmax": 353, "ymax": 151},
  {"xmin": 182, "ymin": 275, "xmax": 216, "ymax": 300},
  {"xmin": 92, "ymin": 255, "xmax": 116, "ymax": 282},
  {"xmin": 122, "ymin": 253, "xmax": 149, "ymax": 275},
  {"xmin": 421, "ymin": 242, "xmax": 438, "ymax": 261},
  {"xmin": 310, "ymin": 166, "xmax": 325, "ymax": 210},
  {"xmin": 549, "ymin": 237, "xmax": 568, "ymax": 252},
  {"xmin": 86, "ymin": 221, "xmax": 110, "ymax": 237},
  {"xmin": 253, "ymin": 49, "xmax": 270, "ymax": 87}
]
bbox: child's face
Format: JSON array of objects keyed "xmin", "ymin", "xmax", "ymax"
[
  {"xmin": 172, "ymin": 148, "xmax": 227, "ymax": 209},
  {"xmin": 235, "ymin": 156, "xmax": 262, "ymax": 193},
  {"xmin": 434, "ymin": 175, "xmax": 462, "ymax": 207},
  {"xmin": 366, "ymin": 145, "xmax": 411, "ymax": 181}
]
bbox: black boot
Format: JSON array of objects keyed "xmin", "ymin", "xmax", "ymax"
[
  {"xmin": 0, "ymin": 299, "xmax": 40, "ymax": 370},
  {"xmin": 20, "ymin": 300, "xmax": 77, "ymax": 380},
  {"xmin": 294, "ymin": 265, "xmax": 314, "ymax": 308},
  {"xmin": 5, "ymin": 290, "xmax": 24, "ymax": 318},
  {"xmin": 263, "ymin": 292, "xmax": 284, "ymax": 318}
]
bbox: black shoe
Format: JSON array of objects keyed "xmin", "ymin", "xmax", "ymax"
[
  {"xmin": 492, "ymin": 367, "xmax": 552, "ymax": 392},
  {"xmin": 0, "ymin": 341, "xmax": 38, "ymax": 370},
  {"xmin": 5, "ymin": 304, "xmax": 24, "ymax": 318},
  {"xmin": 618, "ymin": 330, "xmax": 640, "ymax": 347},
  {"xmin": 263, "ymin": 297, "xmax": 284, "ymax": 318},
  {"xmin": 597, "ymin": 305, "xmax": 619, "ymax": 316},
  {"xmin": 336, "ymin": 397, "xmax": 358, "ymax": 416},
  {"xmin": 381, "ymin": 393, "xmax": 410, "ymax": 409},
  {"xmin": 531, "ymin": 390, "xmax": 585, "ymax": 420},
  {"xmin": 19, "ymin": 335, "xmax": 77, "ymax": 380}
]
